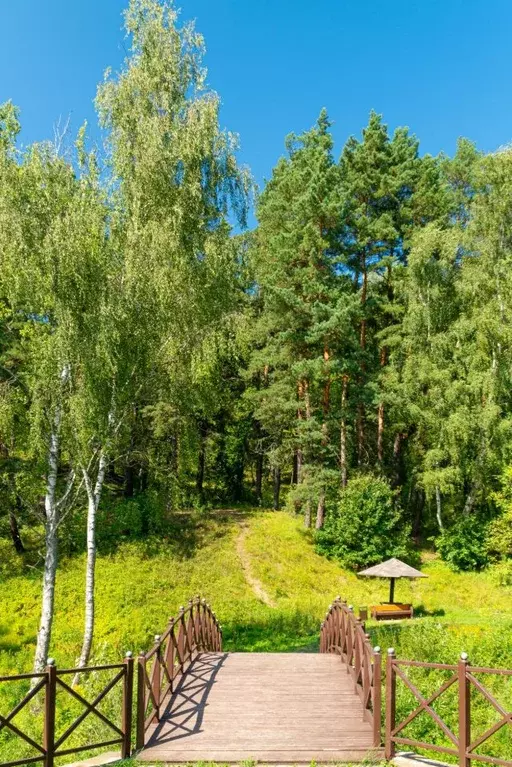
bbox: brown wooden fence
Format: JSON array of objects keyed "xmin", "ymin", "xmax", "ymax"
[
  {"xmin": 320, "ymin": 597, "xmax": 382, "ymax": 748},
  {"xmin": 386, "ymin": 649, "xmax": 512, "ymax": 767},
  {"xmin": 135, "ymin": 595, "xmax": 222, "ymax": 750},
  {"xmin": 0, "ymin": 595, "xmax": 220, "ymax": 767},
  {"xmin": 0, "ymin": 658, "xmax": 133, "ymax": 767}
]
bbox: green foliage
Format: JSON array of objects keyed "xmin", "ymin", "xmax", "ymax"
[
  {"xmin": 487, "ymin": 465, "xmax": 512, "ymax": 560},
  {"xmin": 315, "ymin": 475, "xmax": 411, "ymax": 569},
  {"xmin": 437, "ymin": 516, "xmax": 489, "ymax": 572}
]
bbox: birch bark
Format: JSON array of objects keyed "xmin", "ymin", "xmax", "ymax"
[
  {"xmin": 33, "ymin": 408, "xmax": 62, "ymax": 673},
  {"xmin": 74, "ymin": 452, "xmax": 107, "ymax": 681}
]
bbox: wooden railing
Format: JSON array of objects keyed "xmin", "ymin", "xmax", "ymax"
[
  {"xmin": 135, "ymin": 595, "xmax": 222, "ymax": 750},
  {"xmin": 320, "ymin": 597, "xmax": 382, "ymax": 748},
  {"xmin": 0, "ymin": 595, "xmax": 221, "ymax": 766},
  {"xmin": 386, "ymin": 650, "xmax": 512, "ymax": 767},
  {"xmin": 0, "ymin": 657, "xmax": 133, "ymax": 767}
]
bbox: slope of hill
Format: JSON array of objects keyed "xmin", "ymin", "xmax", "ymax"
[{"xmin": 1, "ymin": 509, "xmax": 511, "ymax": 675}]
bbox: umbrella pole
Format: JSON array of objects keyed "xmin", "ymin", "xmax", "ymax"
[{"xmin": 389, "ymin": 577, "xmax": 395, "ymax": 604}]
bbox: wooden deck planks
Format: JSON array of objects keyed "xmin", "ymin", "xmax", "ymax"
[{"xmin": 138, "ymin": 652, "xmax": 383, "ymax": 763}]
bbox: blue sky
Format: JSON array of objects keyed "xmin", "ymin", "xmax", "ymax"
[{"xmin": 2, "ymin": 0, "xmax": 512, "ymax": 208}]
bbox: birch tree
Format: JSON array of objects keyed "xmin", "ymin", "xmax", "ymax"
[
  {"xmin": 73, "ymin": 0, "xmax": 250, "ymax": 668},
  {"xmin": 0, "ymin": 105, "xmax": 113, "ymax": 671}
]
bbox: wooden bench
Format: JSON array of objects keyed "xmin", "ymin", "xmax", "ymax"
[{"xmin": 369, "ymin": 603, "xmax": 413, "ymax": 621}]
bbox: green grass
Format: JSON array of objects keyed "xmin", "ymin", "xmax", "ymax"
[{"xmin": 0, "ymin": 507, "xmax": 511, "ymax": 765}]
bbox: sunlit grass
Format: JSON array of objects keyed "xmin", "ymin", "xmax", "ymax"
[{"xmin": 0, "ymin": 507, "xmax": 511, "ymax": 765}]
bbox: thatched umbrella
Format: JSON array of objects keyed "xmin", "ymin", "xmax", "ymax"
[{"xmin": 358, "ymin": 557, "xmax": 427, "ymax": 603}]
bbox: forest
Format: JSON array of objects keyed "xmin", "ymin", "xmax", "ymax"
[{"xmin": 1, "ymin": 0, "xmax": 512, "ymax": 682}]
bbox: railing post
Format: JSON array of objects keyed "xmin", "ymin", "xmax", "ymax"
[
  {"xmin": 43, "ymin": 659, "xmax": 56, "ymax": 767},
  {"xmin": 340, "ymin": 603, "xmax": 347, "ymax": 662},
  {"xmin": 122, "ymin": 651, "xmax": 134, "ymax": 758},
  {"xmin": 373, "ymin": 647, "xmax": 382, "ymax": 747},
  {"xmin": 187, "ymin": 599, "xmax": 194, "ymax": 658},
  {"xmin": 385, "ymin": 648, "xmax": 396, "ymax": 760},
  {"xmin": 178, "ymin": 607, "xmax": 185, "ymax": 670},
  {"xmin": 165, "ymin": 618, "xmax": 176, "ymax": 692},
  {"xmin": 194, "ymin": 595, "xmax": 201, "ymax": 651},
  {"xmin": 346, "ymin": 607, "xmax": 354, "ymax": 673},
  {"xmin": 205, "ymin": 604, "xmax": 212, "ymax": 650},
  {"xmin": 354, "ymin": 618, "xmax": 362, "ymax": 692},
  {"xmin": 200, "ymin": 599, "xmax": 207, "ymax": 649},
  {"xmin": 136, "ymin": 652, "xmax": 146, "ymax": 751},
  {"xmin": 152, "ymin": 635, "xmax": 161, "ymax": 722},
  {"xmin": 335, "ymin": 597, "xmax": 342, "ymax": 653},
  {"xmin": 212, "ymin": 612, "xmax": 218, "ymax": 651},
  {"xmin": 458, "ymin": 652, "xmax": 470, "ymax": 767}
]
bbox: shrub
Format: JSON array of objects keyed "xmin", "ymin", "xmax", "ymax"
[
  {"xmin": 487, "ymin": 466, "xmax": 512, "ymax": 561},
  {"xmin": 315, "ymin": 474, "xmax": 411, "ymax": 570},
  {"xmin": 436, "ymin": 515, "xmax": 489, "ymax": 571},
  {"xmin": 487, "ymin": 511, "xmax": 512, "ymax": 561}
]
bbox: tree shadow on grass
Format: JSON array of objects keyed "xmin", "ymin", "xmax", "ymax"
[
  {"xmin": 413, "ymin": 604, "xmax": 446, "ymax": 618},
  {"xmin": 0, "ymin": 623, "xmax": 26, "ymax": 653},
  {"xmin": 93, "ymin": 506, "xmax": 257, "ymax": 561}
]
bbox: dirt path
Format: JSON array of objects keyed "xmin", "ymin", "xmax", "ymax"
[{"xmin": 236, "ymin": 524, "xmax": 277, "ymax": 608}]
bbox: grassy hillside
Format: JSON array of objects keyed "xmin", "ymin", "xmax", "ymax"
[
  {"xmin": 1, "ymin": 508, "xmax": 511, "ymax": 673},
  {"xmin": 0, "ymin": 508, "xmax": 511, "ymax": 764}
]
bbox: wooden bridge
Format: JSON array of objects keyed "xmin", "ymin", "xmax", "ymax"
[
  {"xmin": 135, "ymin": 597, "xmax": 383, "ymax": 763},
  {"xmin": 2, "ymin": 595, "xmax": 512, "ymax": 766}
]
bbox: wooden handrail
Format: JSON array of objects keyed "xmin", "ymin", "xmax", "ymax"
[
  {"xmin": 135, "ymin": 595, "xmax": 222, "ymax": 750},
  {"xmin": 320, "ymin": 597, "xmax": 382, "ymax": 747},
  {"xmin": 386, "ymin": 651, "xmax": 512, "ymax": 767}
]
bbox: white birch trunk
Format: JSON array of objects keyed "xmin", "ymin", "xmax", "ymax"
[
  {"xmin": 435, "ymin": 485, "xmax": 444, "ymax": 532},
  {"xmin": 73, "ymin": 452, "xmax": 107, "ymax": 682},
  {"xmin": 33, "ymin": 411, "xmax": 61, "ymax": 674},
  {"xmin": 463, "ymin": 483, "xmax": 477, "ymax": 517}
]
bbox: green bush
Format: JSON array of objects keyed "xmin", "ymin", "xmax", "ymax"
[
  {"xmin": 487, "ymin": 466, "xmax": 512, "ymax": 561},
  {"xmin": 315, "ymin": 474, "xmax": 411, "ymax": 569},
  {"xmin": 436, "ymin": 515, "xmax": 489, "ymax": 571}
]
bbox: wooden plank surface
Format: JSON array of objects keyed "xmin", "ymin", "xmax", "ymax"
[{"xmin": 138, "ymin": 652, "xmax": 383, "ymax": 763}]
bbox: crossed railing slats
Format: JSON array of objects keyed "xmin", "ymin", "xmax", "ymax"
[
  {"xmin": 0, "ymin": 659, "xmax": 133, "ymax": 767},
  {"xmin": 320, "ymin": 597, "xmax": 382, "ymax": 748},
  {"xmin": 386, "ymin": 651, "xmax": 512, "ymax": 766}
]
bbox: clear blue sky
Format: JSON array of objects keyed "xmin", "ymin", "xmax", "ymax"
[{"xmin": 2, "ymin": 0, "xmax": 512, "ymax": 210}]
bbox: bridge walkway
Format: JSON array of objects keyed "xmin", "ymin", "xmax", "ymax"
[{"xmin": 138, "ymin": 651, "xmax": 382, "ymax": 763}]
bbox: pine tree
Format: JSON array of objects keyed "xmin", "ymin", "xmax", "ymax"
[{"xmin": 249, "ymin": 110, "xmax": 339, "ymax": 526}]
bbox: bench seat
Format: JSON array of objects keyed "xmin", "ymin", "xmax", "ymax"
[{"xmin": 370, "ymin": 603, "xmax": 413, "ymax": 620}]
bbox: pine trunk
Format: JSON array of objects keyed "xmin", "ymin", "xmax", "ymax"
[
  {"xmin": 292, "ymin": 452, "xmax": 298, "ymax": 485},
  {"xmin": 315, "ymin": 494, "xmax": 325, "ymax": 529},
  {"xmin": 196, "ymin": 424, "xmax": 207, "ymax": 497},
  {"xmin": 340, "ymin": 375, "xmax": 348, "ymax": 488},
  {"xmin": 295, "ymin": 381, "xmax": 305, "ymax": 513},
  {"xmin": 273, "ymin": 467, "xmax": 281, "ymax": 510},
  {"xmin": 412, "ymin": 488, "xmax": 425, "ymax": 545},
  {"xmin": 9, "ymin": 509, "xmax": 25, "ymax": 554},
  {"xmin": 392, "ymin": 432, "xmax": 404, "ymax": 488},
  {"xmin": 357, "ymin": 251, "xmax": 367, "ymax": 464},
  {"xmin": 255, "ymin": 453, "xmax": 263, "ymax": 503},
  {"xmin": 124, "ymin": 462, "xmax": 135, "ymax": 498},
  {"xmin": 356, "ymin": 404, "xmax": 364, "ymax": 464},
  {"xmin": 304, "ymin": 500, "xmax": 312, "ymax": 528},
  {"xmin": 377, "ymin": 348, "xmax": 386, "ymax": 463}
]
